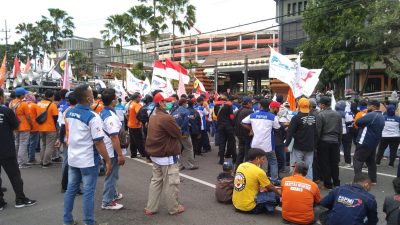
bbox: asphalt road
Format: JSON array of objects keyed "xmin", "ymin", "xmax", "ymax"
[{"xmin": 0, "ymin": 139, "xmax": 398, "ymax": 225}]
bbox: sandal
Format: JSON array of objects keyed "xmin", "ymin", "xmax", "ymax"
[
  {"xmin": 144, "ymin": 208, "xmax": 154, "ymax": 216},
  {"xmin": 170, "ymin": 204, "xmax": 185, "ymax": 215}
]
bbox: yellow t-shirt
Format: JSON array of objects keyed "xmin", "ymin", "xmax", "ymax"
[{"xmin": 232, "ymin": 162, "xmax": 271, "ymax": 211}]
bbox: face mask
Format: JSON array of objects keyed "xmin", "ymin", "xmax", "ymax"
[{"xmin": 166, "ymin": 102, "xmax": 173, "ymax": 110}]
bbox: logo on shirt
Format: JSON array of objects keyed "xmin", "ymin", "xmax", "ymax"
[
  {"xmin": 337, "ymin": 195, "xmax": 363, "ymax": 207},
  {"xmin": 234, "ymin": 172, "xmax": 246, "ymax": 192}
]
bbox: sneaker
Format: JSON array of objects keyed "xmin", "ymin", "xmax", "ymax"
[
  {"xmin": 101, "ymin": 201, "xmax": 123, "ymax": 210},
  {"xmin": 19, "ymin": 164, "xmax": 31, "ymax": 169},
  {"xmin": 113, "ymin": 193, "xmax": 123, "ymax": 201},
  {"xmin": 85, "ymin": 222, "xmax": 109, "ymax": 225},
  {"xmin": 15, "ymin": 198, "xmax": 37, "ymax": 208},
  {"xmin": 0, "ymin": 201, "xmax": 7, "ymax": 210},
  {"xmin": 63, "ymin": 220, "xmax": 78, "ymax": 225},
  {"xmin": 41, "ymin": 163, "xmax": 52, "ymax": 168},
  {"xmin": 27, "ymin": 159, "xmax": 39, "ymax": 165},
  {"xmin": 51, "ymin": 157, "xmax": 63, "ymax": 163},
  {"xmin": 345, "ymin": 163, "xmax": 352, "ymax": 168},
  {"xmin": 188, "ymin": 166, "xmax": 199, "ymax": 170}
]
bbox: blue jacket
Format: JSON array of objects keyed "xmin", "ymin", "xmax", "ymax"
[
  {"xmin": 320, "ymin": 184, "xmax": 378, "ymax": 225},
  {"xmin": 355, "ymin": 111, "xmax": 384, "ymax": 150},
  {"xmin": 382, "ymin": 105, "xmax": 400, "ymax": 137},
  {"xmin": 171, "ymin": 106, "xmax": 190, "ymax": 136}
]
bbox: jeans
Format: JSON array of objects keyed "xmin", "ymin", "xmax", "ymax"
[
  {"xmin": 290, "ymin": 149, "xmax": 314, "ymax": 180},
  {"xmin": 61, "ymin": 144, "xmax": 68, "ymax": 191},
  {"xmin": 63, "ymin": 160, "xmax": 100, "ymax": 225},
  {"xmin": 353, "ymin": 144, "xmax": 377, "ymax": 183},
  {"xmin": 28, "ymin": 132, "xmax": 40, "ymax": 161},
  {"xmin": 264, "ymin": 151, "xmax": 279, "ymax": 182},
  {"xmin": 15, "ymin": 131, "xmax": 30, "ymax": 165},
  {"xmin": 102, "ymin": 157, "xmax": 120, "ymax": 206},
  {"xmin": 376, "ymin": 137, "xmax": 400, "ymax": 166},
  {"xmin": 317, "ymin": 141, "xmax": 340, "ymax": 188}
]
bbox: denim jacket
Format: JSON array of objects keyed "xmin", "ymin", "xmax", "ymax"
[{"xmin": 171, "ymin": 106, "xmax": 190, "ymax": 136}]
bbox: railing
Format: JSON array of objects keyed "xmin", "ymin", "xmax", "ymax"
[{"xmin": 345, "ymin": 91, "xmax": 397, "ymax": 101}]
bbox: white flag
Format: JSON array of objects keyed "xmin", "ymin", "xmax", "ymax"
[
  {"xmin": 269, "ymin": 48, "xmax": 297, "ymax": 87},
  {"xmin": 143, "ymin": 77, "xmax": 151, "ymax": 96},
  {"xmin": 113, "ymin": 77, "xmax": 127, "ymax": 99},
  {"xmin": 126, "ymin": 69, "xmax": 145, "ymax": 95},
  {"xmin": 151, "ymin": 75, "xmax": 175, "ymax": 97}
]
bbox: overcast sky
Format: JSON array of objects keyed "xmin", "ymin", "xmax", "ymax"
[{"xmin": 0, "ymin": 0, "xmax": 277, "ymax": 46}]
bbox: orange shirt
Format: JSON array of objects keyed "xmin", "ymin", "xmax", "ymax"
[
  {"xmin": 36, "ymin": 100, "xmax": 59, "ymax": 132},
  {"xmin": 281, "ymin": 175, "xmax": 320, "ymax": 224},
  {"xmin": 91, "ymin": 100, "xmax": 104, "ymax": 114},
  {"xmin": 127, "ymin": 101, "xmax": 142, "ymax": 129},
  {"xmin": 28, "ymin": 102, "xmax": 40, "ymax": 132},
  {"xmin": 354, "ymin": 109, "xmax": 368, "ymax": 129},
  {"xmin": 10, "ymin": 99, "xmax": 31, "ymax": 131}
]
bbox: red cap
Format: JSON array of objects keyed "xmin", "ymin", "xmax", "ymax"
[
  {"xmin": 269, "ymin": 101, "xmax": 281, "ymax": 109},
  {"xmin": 153, "ymin": 93, "xmax": 165, "ymax": 104},
  {"xmin": 165, "ymin": 96, "xmax": 175, "ymax": 102}
]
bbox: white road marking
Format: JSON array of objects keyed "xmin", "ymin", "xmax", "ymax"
[{"xmin": 339, "ymin": 166, "xmax": 397, "ymax": 178}]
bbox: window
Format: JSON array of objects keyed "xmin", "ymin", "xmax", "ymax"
[
  {"xmin": 287, "ymin": 3, "xmax": 291, "ymax": 16},
  {"xmin": 292, "ymin": 3, "xmax": 297, "ymax": 15},
  {"xmin": 304, "ymin": 1, "xmax": 307, "ymax": 10},
  {"xmin": 298, "ymin": 2, "xmax": 303, "ymax": 15}
]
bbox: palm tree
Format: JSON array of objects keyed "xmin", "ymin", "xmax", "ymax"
[
  {"xmin": 160, "ymin": 0, "xmax": 196, "ymax": 60},
  {"xmin": 127, "ymin": 5, "xmax": 153, "ymax": 65},
  {"xmin": 44, "ymin": 8, "xmax": 75, "ymax": 53}
]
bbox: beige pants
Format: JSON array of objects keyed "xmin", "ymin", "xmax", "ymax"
[
  {"xmin": 146, "ymin": 163, "xmax": 180, "ymax": 214},
  {"xmin": 179, "ymin": 136, "xmax": 196, "ymax": 169},
  {"xmin": 40, "ymin": 132, "xmax": 57, "ymax": 165}
]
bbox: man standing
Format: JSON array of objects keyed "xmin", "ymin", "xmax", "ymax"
[
  {"xmin": 9, "ymin": 87, "xmax": 32, "ymax": 168},
  {"xmin": 316, "ymin": 96, "xmax": 342, "ymax": 189},
  {"xmin": 127, "ymin": 93, "xmax": 147, "ymax": 159},
  {"xmin": 90, "ymin": 90, "xmax": 104, "ymax": 114},
  {"xmin": 234, "ymin": 96, "xmax": 253, "ymax": 168},
  {"xmin": 100, "ymin": 88, "xmax": 126, "ymax": 210},
  {"xmin": 144, "ymin": 93, "xmax": 184, "ymax": 215},
  {"xmin": 36, "ymin": 89, "xmax": 59, "ymax": 168},
  {"xmin": 217, "ymin": 100, "xmax": 236, "ymax": 165},
  {"xmin": 194, "ymin": 97, "xmax": 211, "ymax": 153},
  {"xmin": 242, "ymin": 99, "xmax": 281, "ymax": 185},
  {"xmin": 281, "ymin": 161, "xmax": 320, "ymax": 224},
  {"xmin": 285, "ymin": 98, "xmax": 317, "ymax": 180},
  {"xmin": 320, "ymin": 174, "xmax": 378, "ymax": 225},
  {"xmin": 0, "ymin": 88, "xmax": 36, "ymax": 210},
  {"xmin": 354, "ymin": 100, "xmax": 384, "ymax": 184},
  {"xmin": 171, "ymin": 98, "xmax": 198, "ymax": 170},
  {"xmin": 63, "ymin": 84, "xmax": 112, "ymax": 225},
  {"xmin": 27, "ymin": 93, "xmax": 40, "ymax": 164}
]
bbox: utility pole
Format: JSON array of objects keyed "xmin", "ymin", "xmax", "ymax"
[
  {"xmin": 1, "ymin": 20, "xmax": 11, "ymax": 71},
  {"xmin": 214, "ymin": 58, "xmax": 218, "ymax": 92},
  {"xmin": 244, "ymin": 55, "xmax": 248, "ymax": 94}
]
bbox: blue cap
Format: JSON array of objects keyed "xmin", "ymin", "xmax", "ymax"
[
  {"xmin": 65, "ymin": 91, "xmax": 74, "ymax": 100},
  {"xmin": 242, "ymin": 96, "xmax": 252, "ymax": 104},
  {"xmin": 15, "ymin": 87, "xmax": 28, "ymax": 96},
  {"xmin": 222, "ymin": 161, "xmax": 234, "ymax": 171}
]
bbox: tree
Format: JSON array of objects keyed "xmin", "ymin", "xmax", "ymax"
[
  {"xmin": 127, "ymin": 5, "xmax": 153, "ymax": 64},
  {"xmin": 69, "ymin": 50, "xmax": 93, "ymax": 79},
  {"xmin": 101, "ymin": 13, "xmax": 137, "ymax": 64},
  {"xmin": 44, "ymin": 8, "xmax": 75, "ymax": 53},
  {"xmin": 159, "ymin": 0, "xmax": 196, "ymax": 59},
  {"xmin": 300, "ymin": 0, "xmax": 379, "ymax": 94}
]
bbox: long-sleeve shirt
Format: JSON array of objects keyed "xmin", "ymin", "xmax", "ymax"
[
  {"xmin": 316, "ymin": 108, "xmax": 342, "ymax": 144},
  {"xmin": 285, "ymin": 112, "xmax": 317, "ymax": 152},
  {"xmin": 355, "ymin": 110, "xmax": 385, "ymax": 150}
]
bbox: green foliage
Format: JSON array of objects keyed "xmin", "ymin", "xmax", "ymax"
[
  {"xmin": 69, "ymin": 50, "xmax": 92, "ymax": 79},
  {"xmin": 101, "ymin": 14, "xmax": 138, "ymax": 53},
  {"xmin": 129, "ymin": 62, "xmax": 149, "ymax": 80}
]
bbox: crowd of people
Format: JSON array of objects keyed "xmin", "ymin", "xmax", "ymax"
[{"xmin": 1, "ymin": 85, "xmax": 400, "ymax": 225}]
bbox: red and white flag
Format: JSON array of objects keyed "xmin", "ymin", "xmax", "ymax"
[
  {"xmin": 13, "ymin": 55, "xmax": 21, "ymax": 78},
  {"xmin": 177, "ymin": 71, "xmax": 186, "ymax": 98},
  {"xmin": 153, "ymin": 60, "xmax": 166, "ymax": 78},
  {"xmin": 0, "ymin": 55, "xmax": 6, "ymax": 87},
  {"xmin": 165, "ymin": 59, "xmax": 190, "ymax": 84},
  {"xmin": 62, "ymin": 51, "xmax": 71, "ymax": 90},
  {"xmin": 24, "ymin": 56, "xmax": 31, "ymax": 74}
]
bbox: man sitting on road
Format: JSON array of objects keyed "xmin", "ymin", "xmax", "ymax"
[
  {"xmin": 281, "ymin": 161, "xmax": 320, "ymax": 225},
  {"xmin": 233, "ymin": 148, "xmax": 281, "ymax": 214},
  {"xmin": 320, "ymin": 173, "xmax": 378, "ymax": 225}
]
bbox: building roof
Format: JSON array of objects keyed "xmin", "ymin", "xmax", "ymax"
[{"xmin": 202, "ymin": 48, "xmax": 271, "ymax": 66}]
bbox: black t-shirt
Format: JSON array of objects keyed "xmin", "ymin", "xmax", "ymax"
[{"xmin": 0, "ymin": 105, "xmax": 19, "ymax": 159}]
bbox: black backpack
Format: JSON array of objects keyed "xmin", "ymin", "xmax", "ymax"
[{"xmin": 136, "ymin": 105, "xmax": 149, "ymax": 124}]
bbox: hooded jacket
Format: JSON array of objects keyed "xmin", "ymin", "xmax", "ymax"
[
  {"xmin": 355, "ymin": 110, "xmax": 385, "ymax": 150},
  {"xmin": 335, "ymin": 101, "xmax": 354, "ymax": 135},
  {"xmin": 145, "ymin": 108, "xmax": 182, "ymax": 157},
  {"xmin": 382, "ymin": 105, "xmax": 400, "ymax": 137}
]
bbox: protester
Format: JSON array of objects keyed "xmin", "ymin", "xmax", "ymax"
[
  {"xmin": 233, "ymin": 96, "xmax": 253, "ymax": 168},
  {"xmin": 127, "ymin": 93, "xmax": 147, "ymax": 159},
  {"xmin": 353, "ymin": 100, "xmax": 384, "ymax": 184},
  {"xmin": 90, "ymin": 89, "xmax": 104, "ymax": 114},
  {"xmin": 171, "ymin": 98, "xmax": 198, "ymax": 170},
  {"xmin": 233, "ymin": 148, "xmax": 281, "ymax": 213},
  {"xmin": 216, "ymin": 99, "xmax": 236, "ymax": 165},
  {"xmin": 242, "ymin": 99, "xmax": 281, "ymax": 185},
  {"xmin": 316, "ymin": 96, "xmax": 342, "ymax": 189},
  {"xmin": 383, "ymin": 178, "xmax": 400, "ymax": 225},
  {"xmin": 9, "ymin": 87, "xmax": 32, "ymax": 168},
  {"xmin": 27, "ymin": 93, "xmax": 40, "ymax": 164},
  {"xmin": 281, "ymin": 161, "xmax": 320, "ymax": 225},
  {"xmin": 215, "ymin": 161, "xmax": 234, "ymax": 203},
  {"xmin": 114, "ymin": 98, "xmax": 125, "ymax": 127},
  {"xmin": 270, "ymin": 100, "xmax": 287, "ymax": 173},
  {"xmin": 194, "ymin": 97, "xmax": 211, "ymax": 153},
  {"xmin": 187, "ymin": 99, "xmax": 202, "ymax": 156},
  {"xmin": 285, "ymin": 98, "xmax": 317, "ymax": 180},
  {"xmin": 63, "ymin": 84, "xmax": 112, "ymax": 225},
  {"xmin": 335, "ymin": 101, "xmax": 354, "ymax": 167},
  {"xmin": 36, "ymin": 89, "xmax": 59, "ymax": 168},
  {"xmin": 144, "ymin": 92, "xmax": 184, "ymax": 215},
  {"xmin": 376, "ymin": 104, "xmax": 400, "ymax": 167},
  {"xmin": 0, "ymin": 88, "xmax": 37, "ymax": 210},
  {"xmin": 100, "ymin": 88, "xmax": 126, "ymax": 210},
  {"xmin": 320, "ymin": 174, "xmax": 378, "ymax": 225}
]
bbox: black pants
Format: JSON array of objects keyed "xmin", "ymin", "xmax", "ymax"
[
  {"xmin": 191, "ymin": 134, "xmax": 201, "ymax": 156},
  {"xmin": 218, "ymin": 126, "xmax": 236, "ymax": 164},
  {"xmin": 129, "ymin": 128, "xmax": 147, "ymax": 158},
  {"xmin": 313, "ymin": 150, "xmax": 322, "ymax": 182},
  {"xmin": 275, "ymin": 145, "xmax": 286, "ymax": 171},
  {"xmin": 354, "ymin": 144, "xmax": 377, "ymax": 183},
  {"xmin": 236, "ymin": 136, "xmax": 252, "ymax": 168},
  {"xmin": 317, "ymin": 141, "xmax": 340, "ymax": 188},
  {"xmin": 0, "ymin": 157, "xmax": 26, "ymax": 203},
  {"xmin": 200, "ymin": 130, "xmax": 211, "ymax": 152},
  {"xmin": 376, "ymin": 137, "xmax": 400, "ymax": 166},
  {"xmin": 342, "ymin": 133, "xmax": 353, "ymax": 164}
]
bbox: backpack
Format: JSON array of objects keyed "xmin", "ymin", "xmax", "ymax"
[
  {"xmin": 118, "ymin": 128, "xmax": 130, "ymax": 149},
  {"xmin": 136, "ymin": 106, "xmax": 149, "ymax": 124},
  {"xmin": 188, "ymin": 108, "xmax": 201, "ymax": 135}
]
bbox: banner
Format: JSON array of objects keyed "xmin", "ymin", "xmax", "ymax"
[
  {"xmin": 151, "ymin": 75, "xmax": 175, "ymax": 97},
  {"xmin": 269, "ymin": 48, "xmax": 297, "ymax": 86},
  {"xmin": 113, "ymin": 77, "xmax": 127, "ymax": 100},
  {"xmin": 143, "ymin": 77, "xmax": 151, "ymax": 96},
  {"xmin": 126, "ymin": 69, "xmax": 144, "ymax": 95}
]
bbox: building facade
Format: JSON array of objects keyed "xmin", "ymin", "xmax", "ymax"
[
  {"xmin": 275, "ymin": 0, "xmax": 307, "ymax": 54},
  {"xmin": 144, "ymin": 30, "xmax": 279, "ymax": 63}
]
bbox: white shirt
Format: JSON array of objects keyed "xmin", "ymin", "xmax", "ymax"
[
  {"xmin": 100, "ymin": 108, "xmax": 122, "ymax": 158},
  {"xmin": 242, "ymin": 110, "xmax": 280, "ymax": 152}
]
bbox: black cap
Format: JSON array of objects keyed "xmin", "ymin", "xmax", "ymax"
[
  {"xmin": 320, "ymin": 96, "xmax": 331, "ymax": 106},
  {"xmin": 368, "ymin": 99, "xmax": 380, "ymax": 108}
]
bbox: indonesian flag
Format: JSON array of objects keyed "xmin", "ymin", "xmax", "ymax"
[
  {"xmin": 13, "ymin": 56, "xmax": 21, "ymax": 78},
  {"xmin": 24, "ymin": 56, "xmax": 31, "ymax": 74},
  {"xmin": 153, "ymin": 60, "xmax": 166, "ymax": 78},
  {"xmin": 165, "ymin": 58, "xmax": 190, "ymax": 84},
  {"xmin": 0, "ymin": 55, "xmax": 6, "ymax": 87}
]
